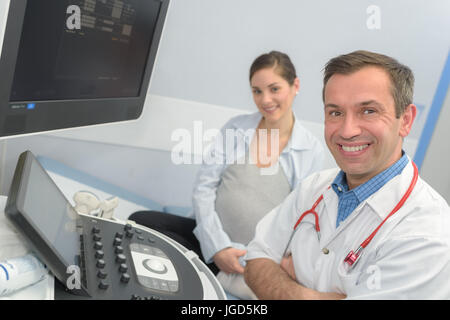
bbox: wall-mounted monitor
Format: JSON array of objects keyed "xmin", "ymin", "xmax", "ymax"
[{"xmin": 0, "ymin": 0, "xmax": 169, "ymax": 138}]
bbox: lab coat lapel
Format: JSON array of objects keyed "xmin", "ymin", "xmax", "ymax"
[
  {"xmin": 365, "ymin": 160, "xmax": 415, "ymax": 221},
  {"xmin": 322, "ymin": 187, "xmax": 339, "ymax": 234},
  {"xmin": 320, "ymin": 187, "xmax": 366, "ymax": 248},
  {"xmin": 316, "ymin": 160, "xmax": 416, "ymax": 248}
]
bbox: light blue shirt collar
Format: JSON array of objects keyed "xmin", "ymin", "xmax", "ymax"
[{"xmin": 332, "ymin": 151, "xmax": 409, "ymax": 226}]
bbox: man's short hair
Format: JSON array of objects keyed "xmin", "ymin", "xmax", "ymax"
[{"xmin": 323, "ymin": 50, "xmax": 414, "ymax": 118}]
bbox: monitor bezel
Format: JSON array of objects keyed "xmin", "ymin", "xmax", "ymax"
[
  {"xmin": 0, "ymin": 0, "xmax": 169, "ymax": 138},
  {"xmin": 5, "ymin": 150, "xmax": 90, "ymax": 296}
]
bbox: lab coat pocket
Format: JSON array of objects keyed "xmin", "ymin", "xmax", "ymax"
[{"xmin": 337, "ymin": 259, "xmax": 363, "ymax": 295}]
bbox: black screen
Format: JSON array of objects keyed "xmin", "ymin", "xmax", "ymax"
[
  {"xmin": 0, "ymin": 0, "xmax": 168, "ymax": 137},
  {"xmin": 10, "ymin": 0, "xmax": 160, "ymax": 101},
  {"xmin": 22, "ymin": 158, "xmax": 80, "ymax": 267}
]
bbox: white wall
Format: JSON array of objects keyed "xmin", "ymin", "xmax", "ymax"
[
  {"xmin": 421, "ymin": 90, "xmax": 450, "ymax": 202},
  {"xmin": 148, "ymin": 0, "xmax": 450, "ymax": 141}
]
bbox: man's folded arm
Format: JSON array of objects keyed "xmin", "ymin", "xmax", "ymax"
[{"xmin": 244, "ymin": 258, "xmax": 346, "ymax": 300}]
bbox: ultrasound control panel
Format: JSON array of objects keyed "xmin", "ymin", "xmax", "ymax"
[
  {"xmin": 68, "ymin": 214, "xmax": 220, "ymax": 300},
  {"xmin": 6, "ymin": 151, "xmax": 226, "ymax": 300}
]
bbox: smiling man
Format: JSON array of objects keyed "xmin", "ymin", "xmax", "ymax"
[{"xmin": 244, "ymin": 50, "xmax": 450, "ymax": 299}]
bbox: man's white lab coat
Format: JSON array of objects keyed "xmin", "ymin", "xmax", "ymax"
[{"xmin": 246, "ymin": 159, "xmax": 450, "ymax": 299}]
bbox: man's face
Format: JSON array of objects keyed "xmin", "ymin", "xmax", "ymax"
[{"xmin": 324, "ymin": 66, "xmax": 416, "ymax": 189}]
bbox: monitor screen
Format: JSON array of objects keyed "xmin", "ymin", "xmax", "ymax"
[
  {"xmin": 21, "ymin": 157, "xmax": 80, "ymax": 268},
  {"xmin": 5, "ymin": 150, "xmax": 89, "ymax": 295},
  {"xmin": 0, "ymin": 0, "xmax": 169, "ymax": 137}
]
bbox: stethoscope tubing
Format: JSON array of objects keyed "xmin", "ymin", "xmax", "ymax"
[{"xmin": 283, "ymin": 162, "xmax": 419, "ymax": 270}]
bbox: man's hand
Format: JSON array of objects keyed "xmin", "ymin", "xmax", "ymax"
[
  {"xmin": 213, "ymin": 247, "xmax": 247, "ymax": 274},
  {"xmin": 280, "ymin": 254, "xmax": 296, "ymax": 280}
]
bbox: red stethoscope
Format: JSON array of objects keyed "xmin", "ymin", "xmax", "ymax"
[{"xmin": 283, "ymin": 162, "xmax": 418, "ymax": 270}]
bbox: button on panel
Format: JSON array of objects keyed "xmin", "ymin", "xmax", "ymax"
[
  {"xmin": 131, "ymin": 251, "xmax": 176, "ymax": 281},
  {"xmin": 143, "ymin": 259, "xmax": 167, "ymax": 274},
  {"xmin": 95, "ymin": 250, "xmax": 104, "ymax": 259},
  {"xmin": 93, "ymin": 241, "xmax": 103, "ymax": 250},
  {"xmin": 113, "ymin": 237, "xmax": 122, "ymax": 246},
  {"xmin": 115, "ymin": 246, "xmax": 124, "ymax": 254},
  {"xmin": 92, "ymin": 226, "xmax": 100, "ymax": 234},
  {"xmin": 126, "ymin": 231, "xmax": 134, "ymax": 239},
  {"xmin": 96, "ymin": 259, "xmax": 106, "ymax": 269},
  {"xmin": 119, "ymin": 263, "xmax": 128, "ymax": 273},
  {"xmin": 97, "ymin": 270, "xmax": 107, "ymax": 279},
  {"xmin": 121, "ymin": 273, "xmax": 131, "ymax": 283},
  {"xmin": 116, "ymin": 254, "xmax": 127, "ymax": 263},
  {"xmin": 115, "ymin": 232, "xmax": 124, "ymax": 239},
  {"xmin": 98, "ymin": 280, "xmax": 109, "ymax": 290}
]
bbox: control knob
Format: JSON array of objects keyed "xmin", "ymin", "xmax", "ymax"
[{"xmin": 116, "ymin": 254, "xmax": 127, "ymax": 263}]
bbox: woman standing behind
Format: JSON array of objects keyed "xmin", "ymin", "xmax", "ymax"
[{"xmin": 193, "ymin": 51, "xmax": 324, "ymax": 289}]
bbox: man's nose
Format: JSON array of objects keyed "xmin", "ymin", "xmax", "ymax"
[{"xmin": 339, "ymin": 114, "xmax": 361, "ymax": 139}]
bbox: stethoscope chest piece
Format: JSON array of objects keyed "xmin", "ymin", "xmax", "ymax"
[{"xmin": 343, "ymin": 246, "xmax": 362, "ymax": 269}]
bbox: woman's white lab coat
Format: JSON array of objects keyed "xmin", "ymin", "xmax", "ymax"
[{"xmin": 246, "ymin": 159, "xmax": 450, "ymax": 299}]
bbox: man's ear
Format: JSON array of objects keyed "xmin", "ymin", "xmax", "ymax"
[{"xmin": 399, "ymin": 104, "xmax": 417, "ymax": 138}]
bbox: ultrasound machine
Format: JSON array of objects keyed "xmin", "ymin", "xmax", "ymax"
[
  {"xmin": 5, "ymin": 150, "xmax": 225, "ymax": 300},
  {"xmin": 0, "ymin": 0, "xmax": 226, "ymax": 299}
]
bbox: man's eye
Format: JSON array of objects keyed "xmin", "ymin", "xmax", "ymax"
[
  {"xmin": 329, "ymin": 111, "xmax": 341, "ymax": 117},
  {"xmin": 271, "ymin": 87, "xmax": 279, "ymax": 92}
]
